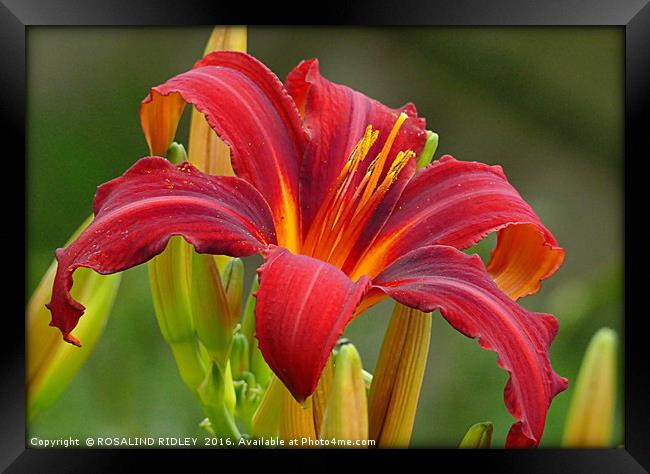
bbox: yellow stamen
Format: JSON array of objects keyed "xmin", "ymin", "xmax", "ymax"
[
  {"xmin": 356, "ymin": 112, "xmax": 408, "ymax": 210},
  {"xmin": 304, "ymin": 113, "xmax": 414, "ymax": 273},
  {"xmin": 327, "ymin": 150, "xmax": 414, "ymax": 268},
  {"xmin": 303, "ymin": 126, "xmax": 377, "ymax": 256}
]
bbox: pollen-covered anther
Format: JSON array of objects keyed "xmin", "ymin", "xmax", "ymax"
[
  {"xmin": 300, "ymin": 124, "xmax": 379, "ymax": 256},
  {"xmin": 306, "ymin": 113, "xmax": 414, "ymax": 268},
  {"xmin": 388, "ymin": 151, "xmax": 415, "ymax": 180}
]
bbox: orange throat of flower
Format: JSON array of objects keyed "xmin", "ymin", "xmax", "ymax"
[{"xmin": 300, "ymin": 112, "xmax": 415, "ymax": 272}]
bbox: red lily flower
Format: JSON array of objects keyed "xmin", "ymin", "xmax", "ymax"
[{"xmin": 47, "ymin": 51, "xmax": 567, "ymax": 447}]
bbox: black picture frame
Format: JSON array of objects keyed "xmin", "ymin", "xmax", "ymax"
[{"xmin": 3, "ymin": 0, "xmax": 646, "ymax": 471}]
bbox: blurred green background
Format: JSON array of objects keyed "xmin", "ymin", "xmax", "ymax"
[{"xmin": 27, "ymin": 27, "xmax": 623, "ymax": 447}]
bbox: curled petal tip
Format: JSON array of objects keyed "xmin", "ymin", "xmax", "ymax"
[
  {"xmin": 47, "ymin": 157, "xmax": 275, "ymax": 347},
  {"xmin": 373, "ymin": 245, "xmax": 567, "ymax": 447}
]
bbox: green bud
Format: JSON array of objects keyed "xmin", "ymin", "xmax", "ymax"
[
  {"xmin": 197, "ymin": 362, "xmax": 240, "ymax": 439},
  {"xmin": 240, "ymin": 275, "xmax": 258, "ymax": 343},
  {"xmin": 149, "ymin": 236, "xmax": 194, "ymax": 343},
  {"xmin": 368, "ymin": 304, "xmax": 431, "ymax": 447},
  {"xmin": 191, "ymin": 252, "xmax": 237, "ymax": 367},
  {"xmin": 166, "ymin": 141, "xmax": 188, "ymax": 164},
  {"xmin": 458, "ymin": 422, "xmax": 493, "ymax": 448},
  {"xmin": 230, "ymin": 332, "xmax": 250, "ymax": 379},
  {"xmin": 250, "ymin": 344, "xmax": 272, "ymax": 390},
  {"xmin": 240, "ymin": 276, "xmax": 272, "ymax": 388},
  {"xmin": 148, "ymin": 236, "xmax": 207, "ymax": 392},
  {"xmin": 28, "ymin": 214, "xmax": 121, "ymax": 420},
  {"xmin": 252, "ymin": 376, "xmax": 283, "ymax": 438},
  {"xmin": 416, "ymin": 130, "xmax": 439, "ymax": 170},
  {"xmin": 234, "ymin": 371, "xmax": 262, "ymax": 433},
  {"xmin": 222, "ymin": 258, "xmax": 244, "ymax": 318},
  {"xmin": 320, "ymin": 343, "xmax": 368, "ymax": 443},
  {"xmin": 563, "ymin": 328, "xmax": 618, "ymax": 447}
]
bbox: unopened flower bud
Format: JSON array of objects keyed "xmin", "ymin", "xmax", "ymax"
[
  {"xmin": 191, "ymin": 252, "xmax": 237, "ymax": 367},
  {"xmin": 563, "ymin": 327, "xmax": 618, "ymax": 447},
  {"xmin": 148, "ymin": 236, "xmax": 206, "ymax": 391},
  {"xmin": 197, "ymin": 361, "xmax": 239, "ymax": 438},
  {"xmin": 189, "ymin": 26, "xmax": 246, "ymax": 175},
  {"xmin": 230, "ymin": 331, "xmax": 250, "ymax": 379},
  {"xmin": 222, "ymin": 257, "xmax": 244, "ymax": 318},
  {"xmin": 458, "ymin": 422, "xmax": 493, "ymax": 448},
  {"xmin": 320, "ymin": 343, "xmax": 368, "ymax": 444},
  {"xmin": 368, "ymin": 303, "xmax": 431, "ymax": 447},
  {"xmin": 166, "ymin": 141, "xmax": 188, "ymax": 164},
  {"xmin": 416, "ymin": 130, "xmax": 439, "ymax": 170},
  {"xmin": 27, "ymin": 215, "xmax": 121, "ymax": 419}
]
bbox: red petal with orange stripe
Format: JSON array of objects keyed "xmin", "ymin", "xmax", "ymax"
[
  {"xmin": 140, "ymin": 51, "xmax": 305, "ymax": 252},
  {"xmin": 372, "ymin": 245, "xmax": 568, "ymax": 447},
  {"xmin": 47, "ymin": 157, "xmax": 275, "ymax": 345},
  {"xmin": 351, "ymin": 155, "xmax": 565, "ymax": 300},
  {"xmin": 285, "ymin": 58, "xmax": 427, "ymax": 238}
]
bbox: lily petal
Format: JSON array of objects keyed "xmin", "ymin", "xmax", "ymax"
[
  {"xmin": 141, "ymin": 51, "xmax": 306, "ymax": 252},
  {"xmin": 353, "ymin": 155, "xmax": 564, "ymax": 299},
  {"xmin": 48, "ymin": 157, "xmax": 276, "ymax": 346},
  {"xmin": 188, "ymin": 26, "xmax": 247, "ymax": 175},
  {"xmin": 285, "ymin": 59, "xmax": 427, "ymax": 238},
  {"xmin": 255, "ymin": 246, "xmax": 370, "ymax": 402},
  {"xmin": 372, "ymin": 245, "xmax": 568, "ymax": 447}
]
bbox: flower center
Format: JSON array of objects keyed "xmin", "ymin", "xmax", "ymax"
[{"xmin": 302, "ymin": 112, "xmax": 414, "ymax": 270}]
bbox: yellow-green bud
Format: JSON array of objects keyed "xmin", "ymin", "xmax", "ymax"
[
  {"xmin": 191, "ymin": 252, "xmax": 237, "ymax": 367},
  {"xmin": 368, "ymin": 303, "xmax": 431, "ymax": 447},
  {"xmin": 230, "ymin": 332, "xmax": 250, "ymax": 379},
  {"xmin": 252, "ymin": 376, "xmax": 283, "ymax": 438},
  {"xmin": 166, "ymin": 141, "xmax": 188, "ymax": 164},
  {"xmin": 312, "ymin": 356, "xmax": 334, "ymax": 437},
  {"xmin": 197, "ymin": 362, "xmax": 239, "ymax": 439},
  {"xmin": 458, "ymin": 422, "xmax": 493, "ymax": 448},
  {"xmin": 563, "ymin": 328, "xmax": 618, "ymax": 447},
  {"xmin": 240, "ymin": 276, "xmax": 272, "ymax": 388},
  {"xmin": 27, "ymin": 215, "xmax": 121, "ymax": 420},
  {"xmin": 278, "ymin": 381, "xmax": 316, "ymax": 442},
  {"xmin": 320, "ymin": 343, "xmax": 368, "ymax": 444},
  {"xmin": 222, "ymin": 257, "xmax": 244, "ymax": 318},
  {"xmin": 416, "ymin": 130, "xmax": 439, "ymax": 170},
  {"xmin": 148, "ymin": 236, "xmax": 206, "ymax": 391}
]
